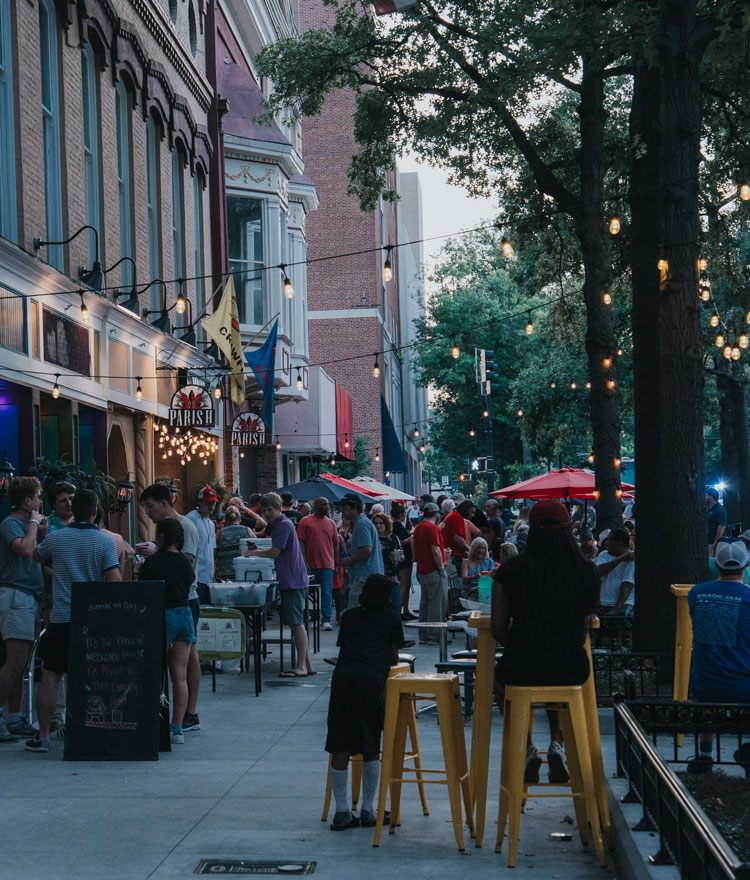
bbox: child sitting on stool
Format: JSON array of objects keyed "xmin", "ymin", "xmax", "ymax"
[{"xmin": 325, "ymin": 573, "xmax": 406, "ymax": 830}]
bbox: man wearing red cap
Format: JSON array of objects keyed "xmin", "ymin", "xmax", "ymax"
[{"xmin": 186, "ymin": 487, "xmax": 218, "ymax": 605}]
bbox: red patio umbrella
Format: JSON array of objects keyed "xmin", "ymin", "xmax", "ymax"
[
  {"xmin": 489, "ymin": 467, "xmax": 634, "ymax": 501},
  {"xmin": 319, "ymin": 472, "xmax": 383, "ymax": 498}
]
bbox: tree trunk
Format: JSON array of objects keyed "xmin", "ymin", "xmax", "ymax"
[
  {"xmin": 653, "ymin": 0, "xmax": 709, "ymax": 646},
  {"xmin": 716, "ymin": 366, "xmax": 750, "ymax": 530},
  {"xmin": 629, "ymin": 55, "xmax": 664, "ymax": 652},
  {"xmin": 575, "ymin": 58, "xmax": 623, "ymax": 533}
]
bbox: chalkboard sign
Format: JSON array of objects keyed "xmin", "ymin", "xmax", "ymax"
[{"xmin": 64, "ymin": 582, "xmax": 165, "ymax": 762}]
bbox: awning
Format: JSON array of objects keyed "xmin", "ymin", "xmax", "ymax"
[
  {"xmin": 319, "ymin": 473, "xmax": 383, "ymax": 498},
  {"xmin": 336, "ymin": 384, "xmax": 354, "ymax": 460},
  {"xmin": 351, "ymin": 476, "xmax": 416, "ymax": 502},
  {"xmin": 381, "ymin": 397, "xmax": 408, "ymax": 473}
]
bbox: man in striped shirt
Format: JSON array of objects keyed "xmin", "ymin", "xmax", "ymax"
[{"xmin": 26, "ymin": 489, "xmax": 121, "ymax": 753}]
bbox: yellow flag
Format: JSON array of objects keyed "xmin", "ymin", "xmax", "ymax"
[{"xmin": 201, "ymin": 277, "xmax": 245, "ymax": 405}]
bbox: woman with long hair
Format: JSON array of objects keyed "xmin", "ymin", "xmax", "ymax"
[
  {"xmin": 491, "ymin": 501, "xmax": 599, "ymax": 784},
  {"xmin": 214, "ymin": 505, "xmax": 256, "ymax": 580},
  {"xmin": 512, "ymin": 505, "xmax": 531, "ymax": 535},
  {"xmin": 460, "ymin": 536, "xmax": 492, "ymax": 598}
]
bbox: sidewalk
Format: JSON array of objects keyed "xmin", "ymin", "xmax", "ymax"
[{"xmin": 0, "ymin": 631, "xmax": 619, "ymax": 880}]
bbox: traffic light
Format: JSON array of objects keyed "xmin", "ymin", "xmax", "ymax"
[{"xmin": 484, "ymin": 350, "xmax": 500, "ymax": 393}]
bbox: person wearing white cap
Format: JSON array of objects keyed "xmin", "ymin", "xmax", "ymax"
[{"xmin": 687, "ymin": 540, "xmax": 750, "ymax": 774}]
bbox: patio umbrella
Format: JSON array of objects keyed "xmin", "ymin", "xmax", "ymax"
[
  {"xmin": 350, "ymin": 476, "xmax": 416, "ymax": 502},
  {"xmin": 318, "ymin": 472, "xmax": 384, "ymax": 499},
  {"xmin": 275, "ymin": 477, "xmax": 373, "ymax": 505},
  {"xmin": 489, "ymin": 467, "xmax": 634, "ymax": 501}
]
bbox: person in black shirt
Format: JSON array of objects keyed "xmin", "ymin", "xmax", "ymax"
[
  {"xmin": 325, "ymin": 574, "xmax": 405, "ymax": 830},
  {"xmin": 483, "ymin": 499, "xmax": 507, "ymax": 560},
  {"xmin": 139, "ymin": 517, "xmax": 195, "ymax": 744},
  {"xmin": 390, "ymin": 502, "xmax": 415, "ymax": 619},
  {"xmin": 491, "ymin": 500, "xmax": 598, "ymax": 785}
]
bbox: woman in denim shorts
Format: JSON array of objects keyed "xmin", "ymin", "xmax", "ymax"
[{"xmin": 138, "ymin": 518, "xmax": 196, "ymax": 744}]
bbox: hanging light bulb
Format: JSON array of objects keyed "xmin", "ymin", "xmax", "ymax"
[
  {"xmin": 419, "ymin": 441, "xmax": 425, "ymax": 453},
  {"xmin": 709, "ymin": 311, "xmax": 720, "ymax": 328},
  {"xmin": 52, "ymin": 374, "xmax": 60, "ymax": 399},
  {"xmin": 585, "ymin": 381, "xmax": 591, "ymax": 389},
  {"xmin": 283, "ymin": 274, "xmax": 294, "ymax": 299},
  {"xmin": 296, "ymin": 369, "xmax": 303, "ymax": 391},
  {"xmin": 602, "ymin": 356, "xmax": 612, "ymax": 369},
  {"xmin": 213, "ymin": 383, "xmax": 222, "ymax": 400},
  {"xmin": 413, "ymin": 427, "xmax": 419, "ymax": 438},
  {"xmin": 501, "ymin": 237, "xmax": 515, "ymax": 258},
  {"xmin": 617, "ymin": 348, "xmax": 623, "ymax": 356},
  {"xmin": 740, "ymin": 332, "xmax": 749, "ymax": 349},
  {"xmin": 716, "ymin": 333, "xmax": 725, "ymax": 347},
  {"xmin": 344, "ymin": 434, "xmax": 350, "ymax": 449},
  {"xmin": 609, "ymin": 216, "xmax": 621, "ymax": 235},
  {"xmin": 482, "ymin": 409, "xmax": 489, "ymax": 417},
  {"xmin": 517, "ymin": 409, "xmax": 523, "ymax": 417},
  {"xmin": 275, "ymin": 437, "xmax": 281, "ymax": 451},
  {"xmin": 700, "ymin": 286, "xmax": 711, "ymax": 302},
  {"xmin": 383, "ymin": 246, "xmax": 393, "ymax": 283},
  {"xmin": 740, "ymin": 181, "xmax": 750, "ymax": 201},
  {"xmin": 588, "ymin": 454, "xmax": 595, "ymax": 464},
  {"xmin": 79, "ymin": 291, "xmax": 90, "ymax": 324},
  {"xmin": 175, "ymin": 290, "xmax": 186, "ymax": 314},
  {"xmin": 469, "ymin": 429, "xmax": 475, "ymax": 437},
  {"xmin": 570, "ymin": 380, "xmax": 577, "ymax": 390},
  {"xmin": 724, "ymin": 344, "xmax": 733, "ymax": 360},
  {"xmin": 330, "ymin": 456, "xmax": 335, "ymax": 466},
  {"xmin": 374, "ymin": 449, "xmax": 380, "ymax": 462},
  {"xmin": 239, "ymin": 451, "xmax": 245, "ymax": 459},
  {"xmin": 614, "ymin": 456, "xmax": 621, "ymax": 468},
  {"xmin": 525, "ymin": 313, "xmax": 534, "ymax": 335},
  {"xmin": 602, "ymin": 291, "xmax": 612, "ymax": 305},
  {"xmin": 373, "ymin": 356, "xmax": 380, "ymax": 378},
  {"xmin": 732, "ymin": 346, "xmax": 741, "ymax": 361},
  {"xmin": 550, "ymin": 381, "xmax": 556, "ymax": 389},
  {"xmin": 135, "ymin": 377, "xmax": 142, "ymax": 402},
  {"xmin": 451, "ymin": 339, "xmax": 460, "ymax": 359},
  {"xmin": 746, "ymin": 310, "xmax": 750, "ymax": 325},
  {"xmin": 607, "ymin": 379, "xmax": 616, "ymax": 391},
  {"xmin": 698, "ymin": 257, "xmax": 707, "ymax": 271}
]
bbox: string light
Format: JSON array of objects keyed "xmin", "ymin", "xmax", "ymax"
[
  {"xmin": 213, "ymin": 383, "xmax": 222, "ymax": 400},
  {"xmin": 344, "ymin": 434, "xmax": 350, "ymax": 449},
  {"xmin": 588, "ymin": 455, "xmax": 595, "ymax": 464},
  {"xmin": 602, "ymin": 291, "xmax": 612, "ymax": 305},
  {"xmin": 175, "ymin": 289, "xmax": 186, "ymax": 314},
  {"xmin": 585, "ymin": 381, "xmax": 591, "ymax": 389},
  {"xmin": 413, "ymin": 427, "xmax": 419, "ymax": 437},
  {"xmin": 724, "ymin": 344, "xmax": 732, "ymax": 360},
  {"xmin": 550, "ymin": 381, "xmax": 556, "ymax": 389},
  {"xmin": 617, "ymin": 348, "xmax": 623, "ymax": 356},
  {"xmin": 469, "ymin": 429, "xmax": 475, "ymax": 437},
  {"xmin": 373, "ymin": 356, "xmax": 380, "ymax": 378},
  {"xmin": 698, "ymin": 257, "xmax": 707, "ymax": 271},
  {"xmin": 700, "ymin": 285, "xmax": 711, "ymax": 302},
  {"xmin": 602, "ymin": 356, "xmax": 612, "ymax": 369},
  {"xmin": 419, "ymin": 441, "xmax": 426, "ymax": 453},
  {"xmin": 740, "ymin": 332, "xmax": 749, "ymax": 350},
  {"xmin": 383, "ymin": 246, "xmax": 393, "ymax": 283},
  {"xmin": 482, "ymin": 409, "xmax": 489, "ymax": 417},
  {"xmin": 525, "ymin": 313, "xmax": 534, "ymax": 335},
  {"xmin": 275, "ymin": 437, "xmax": 281, "ymax": 450},
  {"xmin": 570, "ymin": 380, "xmax": 577, "ymax": 390},
  {"xmin": 740, "ymin": 181, "xmax": 750, "ymax": 201},
  {"xmin": 375, "ymin": 449, "xmax": 380, "ymax": 462},
  {"xmin": 607, "ymin": 379, "xmax": 616, "ymax": 391},
  {"xmin": 746, "ymin": 310, "xmax": 750, "ymax": 325},
  {"xmin": 135, "ymin": 377, "xmax": 142, "ymax": 402},
  {"xmin": 501, "ymin": 237, "xmax": 515, "ymax": 258},
  {"xmin": 279, "ymin": 265, "xmax": 294, "ymax": 299},
  {"xmin": 330, "ymin": 456, "xmax": 335, "ymax": 466},
  {"xmin": 614, "ymin": 456, "xmax": 621, "ymax": 468},
  {"xmin": 615, "ymin": 488, "xmax": 623, "ymax": 500},
  {"xmin": 517, "ymin": 409, "xmax": 523, "ymax": 417},
  {"xmin": 609, "ymin": 216, "xmax": 621, "ymax": 235},
  {"xmin": 716, "ymin": 333, "xmax": 725, "ymax": 348},
  {"xmin": 296, "ymin": 368, "xmax": 303, "ymax": 391},
  {"xmin": 239, "ymin": 451, "xmax": 245, "ymax": 458},
  {"xmin": 732, "ymin": 346, "xmax": 741, "ymax": 361},
  {"xmin": 155, "ymin": 422, "xmax": 218, "ymax": 462},
  {"xmin": 451, "ymin": 339, "xmax": 460, "ymax": 359},
  {"xmin": 79, "ymin": 291, "xmax": 89, "ymax": 323},
  {"xmin": 52, "ymin": 374, "xmax": 60, "ymax": 399},
  {"xmin": 710, "ymin": 310, "xmax": 720, "ymax": 327}
]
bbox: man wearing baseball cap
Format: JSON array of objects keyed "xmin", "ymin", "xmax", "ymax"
[
  {"xmin": 687, "ymin": 540, "xmax": 750, "ymax": 774},
  {"xmin": 706, "ymin": 487, "xmax": 727, "ymax": 557},
  {"xmin": 186, "ymin": 487, "xmax": 218, "ymax": 605}
]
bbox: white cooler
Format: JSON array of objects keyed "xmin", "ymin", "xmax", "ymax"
[{"xmin": 233, "ymin": 556, "xmax": 277, "ymax": 583}]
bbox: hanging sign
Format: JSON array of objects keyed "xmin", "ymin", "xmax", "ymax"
[
  {"xmin": 169, "ymin": 384, "xmax": 216, "ymax": 428},
  {"xmin": 231, "ymin": 412, "xmax": 270, "ymax": 446}
]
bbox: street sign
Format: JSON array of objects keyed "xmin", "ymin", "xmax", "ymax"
[{"xmin": 441, "ymin": 475, "xmax": 449, "ymax": 486}]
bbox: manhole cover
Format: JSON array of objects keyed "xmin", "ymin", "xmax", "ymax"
[{"xmin": 195, "ymin": 860, "xmax": 315, "ymax": 874}]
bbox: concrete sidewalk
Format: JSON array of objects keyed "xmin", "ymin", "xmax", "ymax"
[{"xmin": 0, "ymin": 631, "xmax": 620, "ymax": 879}]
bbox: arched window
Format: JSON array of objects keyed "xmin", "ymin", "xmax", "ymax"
[
  {"xmin": 39, "ymin": 0, "xmax": 63, "ymax": 269},
  {"xmin": 188, "ymin": 2, "xmax": 197, "ymax": 56},
  {"xmin": 146, "ymin": 115, "xmax": 161, "ymax": 311},
  {"xmin": 0, "ymin": 0, "xmax": 17, "ymax": 242},
  {"xmin": 171, "ymin": 145, "xmax": 185, "ymax": 327},
  {"xmin": 115, "ymin": 81, "xmax": 133, "ymax": 286},
  {"xmin": 81, "ymin": 43, "xmax": 100, "ymax": 267},
  {"xmin": 193, "ymin": 170, "xmax": 204, "ymax": 332}
]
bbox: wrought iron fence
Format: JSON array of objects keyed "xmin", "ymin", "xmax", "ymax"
[
  {"xmin": 592, "ymin": 650, "xmax": 674, "ymax": 706},
  {"xmin": 614, "ymin": 699, "xmax": 750, "ymax": 879},
  {"xmin": 591, "ymin": 614, "xmax": 633, "ymax": 650}
]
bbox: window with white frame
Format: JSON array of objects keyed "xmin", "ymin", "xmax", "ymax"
[
  {"xmin": 171, "ymin": 146, "xmax": 185, "ymax": 326},
  {"xmin": 0, "ymin": 0, "xmax": 16, "ymax": 242},
  {"xmin": 115, "ymin": 81, "xmax": 133, "ymax": 286},
  {"xmin": 39, "ymin": 0, "xmax": 63, "ymax": 269},
  {"xmin": 227, "ymin": 195, "xmax": 264, "ymax": 326},
  {"xmin": 146, "ymin": 116, "xmax": 161, "ymax": 311},
  {"xmin": 81, "ymin": 43, "xmax": 100, "ymax": 267},
  {"xmin": 193, "ymin": 171, "xmax": 204, "ymax": 335}
]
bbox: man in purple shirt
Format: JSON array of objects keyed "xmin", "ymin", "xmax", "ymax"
[{"xmin": 244, "ymin": 492, "xmax": 312, "ymax": 677}]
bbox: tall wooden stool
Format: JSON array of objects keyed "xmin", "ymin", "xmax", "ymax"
[
  {"xmin": 321, "ymin": 663, "xmax": 428, "ymax": 821},
  {"xmin": 671, "ymin": 584, "xmax": 694, "ymax": 746},
  {"xmin": 374, "ymin": 673, "xmax": 474, "ymax": 850},
  {"xmin": 496, "ymin": 684, "xmax": 606, "ymax": 868}
]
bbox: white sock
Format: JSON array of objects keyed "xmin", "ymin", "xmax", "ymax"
[
  {"xmin": 331, "ymin": 767, "xmax": 350, "ymax": 815},
  {"xmin": 361, "ymin": 760, "xmax": 380, "ymax": 815}
]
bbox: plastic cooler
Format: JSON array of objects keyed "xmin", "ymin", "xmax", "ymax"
[{"xmin": 233, "ymin": 556, "xmax": 277, "ymax": 583}]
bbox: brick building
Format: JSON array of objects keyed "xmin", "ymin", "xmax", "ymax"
[{"xmin": 292, "ymin": 0, "xmax": 426, "ymax": 494}]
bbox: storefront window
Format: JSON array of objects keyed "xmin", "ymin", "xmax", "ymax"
[
  {"xmin": 227, "ymin": 195, "xmax": 264, "ymax": 326},
  {"xmin": 0, "ymin": 285, "xmax": 26, "ymax": 353}
]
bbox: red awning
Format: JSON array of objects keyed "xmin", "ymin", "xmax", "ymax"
[
  {"xmin": 335, "ymin": 383, "xmax": 354, "ymax": 460},
  {"xmin": 490, "ymin": 467, "xmax": 634, "ymax": 500},
  {"xmin": 319, "ymin": 473, "xmax": 383, "ymax": 498}
]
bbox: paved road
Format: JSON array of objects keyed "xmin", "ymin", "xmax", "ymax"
[{"xmin": 0, "ymin": 631, "xmax": 618, "ymax": 879}]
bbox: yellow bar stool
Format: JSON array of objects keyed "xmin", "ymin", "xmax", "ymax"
[
  {"xmin": 671, "ymin": 584, "xmax": 694, "ymax": 746},
  {"xmin": 373, "ymin": 673, "xmax": 474, "ymax": 850},
  {"xmin": 496, "ymin": 684, "xmax": 606, "ymax": 868},
  {"xmin": 321, "ymin": 663, "xmax": 428, "ymax": 821}
]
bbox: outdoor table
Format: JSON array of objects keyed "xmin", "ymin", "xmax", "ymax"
[
  {"xmin": 234, "ymin": 601, "xmax": 272, "ymax": 696},
  {"xmin": 403, "ymin": 621, "xmax": 450, "ymax": 662},
  {"xmin": 305, "ymin": 580, "xmax": 322, "ymax": 654}
]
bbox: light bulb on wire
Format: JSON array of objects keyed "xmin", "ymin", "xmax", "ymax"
[
  {"xmin": 732, "ymin": 346, "xmax": 742, "ymax": 361},
  {"xmin": 710, "ymin": 311, "xmax": 720, "ymax": 328},
  {"xmin": 52, "ymin": 374, "xmax": 60, "ymax": 399},
  {"xmin": 469, "ymin": 429, "xmax": 475, "ymax": 437},
  {"xmin": 716, "ymin": 333, "xmax": 725, "ymax": 348},
  {"xmin": 570, "ymin": 380, "xmax": 577, "ymax": 390},
  {"xmin": 282, "ymin": 267, "xmax": 294, "ymax": 299},
  {"xmin": 586, "ymin": 381, "xmax": 591, "ymax": 389},
  {"xmin": 296, "ymin": 369, "xmax": 303, "ymax": 391},
  {"xmin": 550, "ymin": 382, "xmax": 556, "ymax": 389},
  {"xmin": 79, "ymin": 291, "xmax": 90, "ymax": 323},
  {"xmin": 698, "ymin": 257, "xmax": 707, "ymax": 272},
  {"xmin": 700, "ymin": 286, "xmax": 711, "ymax": 302},
  {"xmin": 609, "ymin": 216, "xmax": 621, "ymax": 235},
  {"xmin": 740, "ymin": 333, "xmax": 749, "ymax": 350},
  {"xmin": 517, "ymin": 409, "xmax": 523, "ymax": 417},
  {"xmin": 375, "ymin": 449, "xmax": 380, "ymax": 462},
  {"xmin": 175, "ymin": 289, "xmax": 186, "ymax": 314},
  {"xmin": 603, "ymin": 356, "xmax": 612, "ymax": 369},
  {"xmin": 451, "ymin": 339, "xmax": 460, "ymax": 359},
  {"xmin": 373, "ymin": 356, "xmax": 380, "ymax": 378},
  {"xmin": 213, "ymin": 383, "xmax": 222, "ymax": 400},
  {"xmin": 602, "ymin": 291, "xmax": 612, "ymax": 306},
  {"xmin": 383, "ymin": 246, "xmax": 393, "ymax": 283},
  {"xmin": 501, "ymin": 237, "xmax": 515, "ymax": 258},
  {"xmin": 525, "ymin": 313, "xmax": 534, "ymax": 335},
  {"xmin": 136, "ymin": 378, "xmax": 142, "ymax": 402},
  {"xmin": 275, "ymin": 437, "xmax": 281, "ymax": 451},
  {"xmin": 607, "ymin": 379, "xmax": 616, "ymax": 391},
  {"xmin": 740, "ymin": 181, "xmax": 750, "ymax": 202},
  {"xmin": 724, "ymin": 344, "xmax": 733, "ymax": 360}
]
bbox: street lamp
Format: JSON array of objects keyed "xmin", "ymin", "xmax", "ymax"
[{"xmin": 115, "ymin": 473, "xmax": 135, "ymax": 513}]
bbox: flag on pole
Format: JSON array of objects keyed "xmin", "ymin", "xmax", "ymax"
[
  {"xmin": 201, "ymin": 277, "xmax": 245, "ymax": 405},
  {"xmin": 372, "ymin": 0, "xmax": 421, "ymax": 13},
  {"xmin": 244, "ymin": 320, "xmax": 278, "ymax": 433}
]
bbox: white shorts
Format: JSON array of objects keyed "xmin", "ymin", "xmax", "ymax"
[{"xmin": 0, "ymin": 587, "xmax": 40, "ymax": 642}]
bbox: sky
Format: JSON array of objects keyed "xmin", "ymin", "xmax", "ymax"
[{"xmin": 399, "ymin": 154, "xmax": 497, "ymax": 275}]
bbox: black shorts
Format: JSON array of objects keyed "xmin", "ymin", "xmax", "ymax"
[
  {"xmin": 189, "ymin": 598, "xmax": 200, "ymax": 628},
  {"xmin": 43, "ymin": 622, "xmax": 70, "ymax": 673},
  {"xmin": 495, "ymin": 648, "xmax": 590, "ymax": 688},
  {"xmin": 325, "ymin": 672, "xmax": 385, "ymax": 757}
]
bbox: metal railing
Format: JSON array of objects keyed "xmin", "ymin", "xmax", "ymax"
[
  {"xmin": 614, "ymin": 698, "xmax": 750, "ymax": 879},
  {"xmin": 592, "ymin": 650, "xmax": 674, "ymax": 706}
]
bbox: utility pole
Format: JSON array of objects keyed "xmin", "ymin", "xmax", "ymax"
[{"xmin": 475, "ymin": 348, "xmax": 498, "ymax": 492}]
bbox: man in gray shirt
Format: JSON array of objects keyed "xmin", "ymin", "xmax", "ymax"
[
  {"xmin": 341, "ymin": 494, "xmax": 383, "ymax": 608},
  {"xmin": 139, "ymin": 484, "xmax": 202, "ymax": 732}
]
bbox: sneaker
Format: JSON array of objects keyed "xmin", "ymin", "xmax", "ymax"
[
  {"xmin": 182, "ymin": 713, "xmax": 200, "ymax": 732},
  {"xmin": 8, "ymin": 717, "xmax": 37, "ymax": 737},
  {"xmin": 54, "ymin": 726, "xmax": 65, "ymax": 740},
  {"xmin": 170, "ymin": 726, "xmax": 185, "ymax": 744},
  {"xmin": 321, "ymin": 622, "xmax": 333, "ymax": 632},
  {"xmin": 524, "ymin": 745, "xmax": 542, "ymax": 784},
  {"xmin": 687, "ymin": 754, "xmax": 714, "ymax": 775},
  {"xmin": 547, "ymin": 741, "xmax": 570, "ymax": 784},
  {"xmin": 25, "ymin": 735, "xmax": 50, "ymax": 753},
  {"xmin": 330, "ymin": 811, "xmax": 360, "ymax": 831},
  {"xmin": 0, "ymin": 717, "xmax": 19, "ymax": 743},
  {"xmin": 360, "ymin": 809, "xmax": 390, "ymax": 828}
]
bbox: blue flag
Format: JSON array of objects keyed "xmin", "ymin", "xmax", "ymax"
[{"xmin": 244, "ymin": 320, "xmax": 278, "ymax": 432}]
